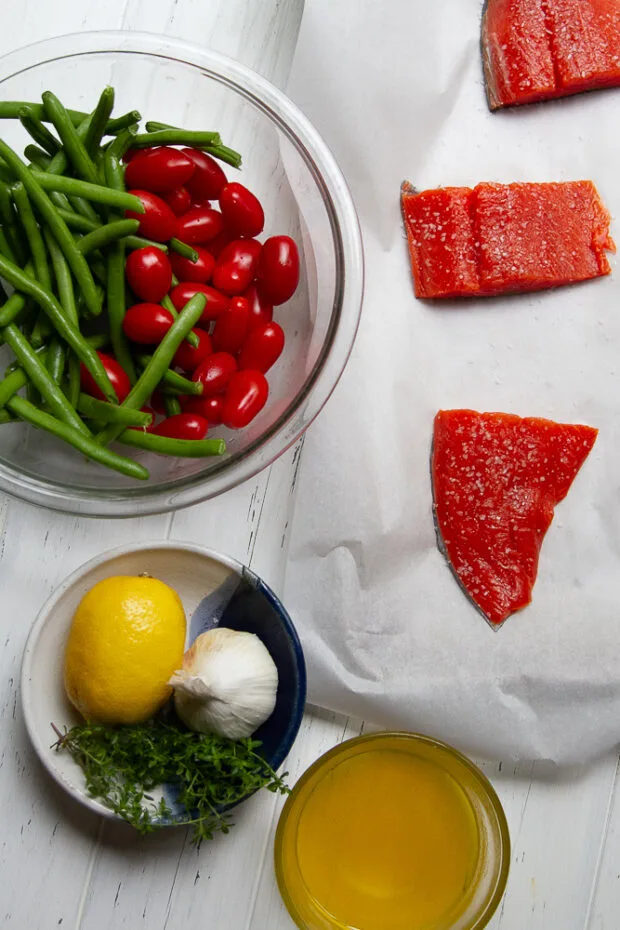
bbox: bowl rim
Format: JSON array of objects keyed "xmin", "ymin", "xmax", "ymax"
[
  {"xmin": 274, "ymin": 730, "xmax": 511, "ymax": 930},
  {"xmin": 20, "ymin": 539, "xmax": 307, "ymax": 823},
  {"xmin": 0, "ymin": 30, "xmax": 364, "ymax": 517}
]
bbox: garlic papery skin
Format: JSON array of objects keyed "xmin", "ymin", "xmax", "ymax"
[{"xmin": 169, "ymin": 627, "xmax": 279, "ymax": 739}]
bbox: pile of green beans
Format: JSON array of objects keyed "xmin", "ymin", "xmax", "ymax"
[{"xmin": 0, "ymin": 86, "xmax": 239, "ymax": 480}]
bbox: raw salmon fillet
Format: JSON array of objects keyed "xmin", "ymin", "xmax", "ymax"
[
  {"xmin": 432, "ymin": 409, "xmax": 598, "ymax": 626},
  {"xmin": 482, "ymin": 0, "xmax": 620, "ymax": 109},
  {"xmin": 401, "ymin": 180, "xmax": 614, "ymax": 299}
]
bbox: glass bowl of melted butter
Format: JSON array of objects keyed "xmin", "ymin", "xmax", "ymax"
[{"xmin": 274, "ymin": 731, "xmax": 509, "ymax": 930}]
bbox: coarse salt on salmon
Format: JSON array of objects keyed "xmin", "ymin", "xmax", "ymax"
[
  {"xmin": 482, "ymin": 0, "xmax": 620, "ymax": 109},
  {"xmin": 432, "ymin": 409, "xmax": 598, "ymax": 626},
  {"xmin": 401, "ymin": 180, "xmax": 614, "ymax": 299}
]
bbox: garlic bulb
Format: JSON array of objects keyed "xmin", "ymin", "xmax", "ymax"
[{"xmin": 169, "ymin": 627, "xmax": 278, "ymax": 739}]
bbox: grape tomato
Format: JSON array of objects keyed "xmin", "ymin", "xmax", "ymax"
[
  {"xmin": 175, "ymin": 206, "xmax": 224, "ymax": 244},
  {"xmin": 122, "ymin": 303, "xmax": 174, "ymax": 344},
  {"xmin": 126, "ymin": 190, "xmax": 177, "ymax": 242},
  {"xmin": 124, "ymin": 146, "xmax": 195, "ymax": 193},
  {"xmin": 181, "ymin": 394, "xmax": 225, "ymax": 425},
  {"xmin": 152, "ymin": 413, "xmax": 209, "ymax": 440},
  {"xmin": 192, "ymin": 352, "xmax": 237, "ymax": 396},
  {"xmin": 163, "ymin": 187, "xmax": 192, "ymax": 216},
  {"xmin": 125, "ymin": 246, "xmax": 172, "ymax": 303},
  {"xmin": 212, "ymin": 296, "xmax": 250, "ymax": 353},
  {"xmin": 80, "ymin": 351, "xmax": 131, "ymax": 403},
  {"xmin": 182, "ymin": 148, "xmax": 228, "ymax": 201},
  {"xmin": 256, "ymin": 235, "xmax": 299, "ymax": 305},
  {"xmin": 212, "ymin": 238, "xmax": 261, "ymax": 296},
  {"xmin": 172, "ymin": 328, "xmax": 213, "ymax": 372},
  {"xmin": 170, "ymin": 282, "xmax": 230, "ymax": 322},
  {"xmin": 170, "ymin": 246, "xmax": 215, "ymax": 284},
  {"xmin": 206, "ymin": 230, "xmax": 234, "ymax": 259},
  {"xmin": 222, "ymin": 370, "xmax": 269, "ymax": 429},
  {"xmin": 242, "ymin": 283, "xmax": 273, "ymax": 332},
  {"xmin": 238, "ymin": 321, "xmax": 285, "ymax": 373},
  {"xmin": 219, "ymin": 182, "xmax": 264, "ymax": 238}
]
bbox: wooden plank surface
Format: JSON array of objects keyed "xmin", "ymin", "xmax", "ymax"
[{"xmin": 1, "ymin": 2, "xmax": 620, "ymax": 929}]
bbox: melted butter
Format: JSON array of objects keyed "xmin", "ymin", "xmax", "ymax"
[{"xmin": 294, "ymin": 748, "xmax": 479, "ymax": 930}]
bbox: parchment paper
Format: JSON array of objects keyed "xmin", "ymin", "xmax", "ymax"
[{"xmin": 283, "ymin": 0, "xmax": 620, "ymax": 765}]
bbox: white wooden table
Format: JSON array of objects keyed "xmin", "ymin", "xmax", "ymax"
[{"xmin": 2, "ymin": 2, "xmax": 620, "ymax": 928}]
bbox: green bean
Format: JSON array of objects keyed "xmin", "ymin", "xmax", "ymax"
[
  {"xmin": 55, "ymin": 206, "xmax": 166, "ymax": 252},
  {"xmin": 0, "ymin": 101, "xmax": 88, "ymax": 126},
  {"xmin": 101, "ymin": 149, "xmax": 137, "ymax": 385},
  {"xmin": 76, "ymin": 219, "xmax": 140, "ymax": 255},
  {"xmin": 12, "ymin": 182, "xmax": 52, "ymax": 290},
  {"xmin": 119, "ymin": 430, "xmax": 226, "ymax": 457},
  {"xmin": 0, "ymin": 252, "xmax": 114, "ymax": 400},
  {"xmin": 0, "ymin": 158, "xmax": 14, "ymax": 184},
  {"xmin": 18, "ymin": 107, "xmax": 61, "ymax": 156},
  {"xmin": 202, "ymin": 144, "xmax": 242, "ymax": 169},
  {"xmin": 46, "ymin": 338, "xmax": 66, "ymax": 384},
  {"xmin": 93, "ymin": 148, "xmax": 106, "ymax": 185},
  {"xmin": 0, "ymin": 101, "xmax": 136, "ymax": 137},
  {"xmin": 83, "ymin": 87, "xmax": 115, "ymax": 156},
  {"xmin": 0, "ymin": 409, "xmax": 16, "ymax": 424},
  {"xmin": 7, "ymin": 396, "xmax": 148, "ymax": 479},
  {"xmin": 0, "ymin": 227, "xmax": 18, "ymax": 264},
  {"xmin": 158, "ymin": 293, "xmax": 198, "ymax": 349},
  {"xmin": 107, "ymin": 127, "xmax": 137, "ymax": 159},
  {"xmin": 24, "ymin": 144, "xmax": 52, "ymax": 170},
  {"xmin": 107, "ymin": 241, "xmax": 137, "ymax": 384},
  {"xmin": 55, "ymin": 209, "xmax": 100, "ymax": 233},
  {"xmin": 96, "ymin": 294, "xmax": 206, "ymax": 445},
  {"xmin": 67, "ymin": 353, "xmax": 81, "ymax": 408},
  {"xmin": 131, "ymin": 129, "xmax": 221, "ymax": 148},
  {"xmin": 4, "ymin": 343, "xmax": 46, "ymax": 376},
  {"xmin": 163, "ymin": 395, "xmax": 182, "ymax": 418},
  {"xmin": 30, "ymin": 313, "xmax": 53, "ymax": 348},
  {"xmin": 2, "ymin": 324, "xmax": 88, "ymax": 433},
  {"xmin": 0, "ymin": 259, "xmax": 34, "ymax": 327},
  {"xmin": 0, "ymin": 184, "xmax": 27, "ymax": 264},
  {"xmin": 134, "ymin": 355, "xmax": 203, "ymax": 395},
  {"xmin": 86, "ymin": 333, "xmax": 111, "ymax": 350},
  {"xmin": 107, "ymin": 111, "xmax": 141, "ymax": 135},
  {"xmin": 67, "ymin": 192, "xmax": 101, "ymax": 224},
  {"xmin": 77, "ymin": 393, "xmax": 151, "ymax": 426},
  {"xmin": 44, "ymin": 113, "xmax": 91, "ymax": 177},
  {"xmin": 161, "ymin": 294, "xmax": 177, "ymax": 318},
  {"xmin": 30, "ymin": 170, "xmax": 144, "ymax": 213},
  {"xmin": 0, "ymin": 278, "xmax": 30, "ymax": 329},
  {"xmin": 0, "ymin": 364, "xmax": 32, "ymax": 407},
  {"xmin": 42, "ymin": 92, "xmax": 99, "ymax": 184},
  {"xmin": 0, "ymin": 140, "xmax": 102, "ymax": 317},
  {"xmin": 143, "ymin": 124, "xmax": 242, "ymax": 168},
  {"xmin": 170, "ymin": 238, "xmax": 199, "ymax": 262},
  {"xmin": 103, "ymin": 149, "xmax": 125, "ymax": 195},
  {"xmin": 43, "ymin": 228, "xmax": 78, "ymax": 326}
]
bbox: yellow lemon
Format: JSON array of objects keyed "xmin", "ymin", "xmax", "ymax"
[{"xmin": 64, "ymin": 575, "xmax": 186, "ymax": 725}]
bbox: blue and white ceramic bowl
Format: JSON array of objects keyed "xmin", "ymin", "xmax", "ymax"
[{"xmin": 21, "ymin": 542, "xmax": 306, "ymax": 826}]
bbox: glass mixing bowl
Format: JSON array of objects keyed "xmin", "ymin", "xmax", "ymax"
[{"xmin": 0, "ymin": 32, "xmax": 363, "ymax": 516}]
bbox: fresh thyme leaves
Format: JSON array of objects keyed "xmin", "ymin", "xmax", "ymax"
[{"xmin": 53, "ymin": 720, "xmax": 289, "ymax": 843}]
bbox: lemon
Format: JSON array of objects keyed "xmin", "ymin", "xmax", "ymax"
[{"xmin": 64, "ymin": 575, "xmax": 186, "ymax": 725}]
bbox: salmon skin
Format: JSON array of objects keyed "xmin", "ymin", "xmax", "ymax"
[
  {"xmin": 482, "ymin": 0, "xmax": 620, "ymax": 110},
  {"xmin": 401, "ymin": 180, "xmax": 614, "ymax": 300},
  {"xmin": 431, "ymin": 409, "xmax": 598, "ymax": 627}
]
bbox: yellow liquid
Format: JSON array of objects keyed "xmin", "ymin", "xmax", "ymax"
[{"xmin": 291, "ymin": 747, "xmax": 479, "ymax": 930}]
